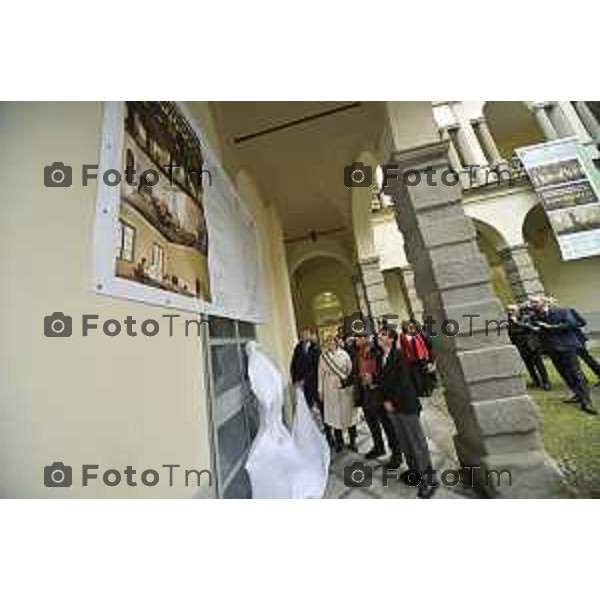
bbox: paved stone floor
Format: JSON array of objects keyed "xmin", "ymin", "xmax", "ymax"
[{"xmin": 324, "ymin": 390, "xmax": 481, "ymax": 499}]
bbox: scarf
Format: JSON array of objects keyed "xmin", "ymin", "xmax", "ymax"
[
  {"xmin": 322, "ymin": 349, "xmax": 350, "ymax": 382},
  {"xmin": 400, "ymin": 333, "xmax": 430, "ymax": 362}
]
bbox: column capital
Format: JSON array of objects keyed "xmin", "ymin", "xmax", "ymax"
[
  {"xmin": 389, "ymin": 139, "xmax": 451, "ymax": 171},
  {"xmin": 532, "ymin": 101, "xmax": 555, "ymax": 111},
  {"xmin": 358, "ymin": 254, "xmax": 382, "ymax": 269},
  {"xmin": 497, "ymin": 242, "xmax": 531, "ymax": 258}
]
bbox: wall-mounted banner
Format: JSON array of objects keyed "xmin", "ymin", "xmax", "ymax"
[
  {"xmin": 517, "ymin": 137, "xmax": 600, "ymax": 261},
  {"xmin": 92, "ymin": 101, "xmax": 266, "ymax": 323}
]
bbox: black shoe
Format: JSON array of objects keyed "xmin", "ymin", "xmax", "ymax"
[
  {"xmin": 541, "ymin": 382, "xmax": 552, "ymax": 391},
  {"xmin": 417, "ymin": 483, "xmax": 439, "ymax": 499},
  {"xmin": 335, "ymin": 443, "xmax": 344, "ymax": 453},
  {"xmin": 580, "ymin": 402, "xmax": 598, "ymax": 415},
  {"xmin": 562, "ymin": 395, "xmax": 579, "ymax": 404},
  {"xmin": 365, "ymin": 447, "xmax": 385, "ymax": 460},
  {"xmin": 348, "ymin": 442, "xmax": 359, "ymax": 453}
]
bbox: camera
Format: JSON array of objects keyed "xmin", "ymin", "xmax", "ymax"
[
  {"xmin": 343, "ymin": 311, "xmax": 375, "ymax": 338},
  {"xmin": 44, "ymin": 312, "xmax": 73, "ymax": 337},
  {"xmin": 344, "ymin": 162, "xmax": 372, "ymax": 188},
  {"xmin": 344, "ymin": 461, "xmax": 373, "ymax": 488},
  {"xmin": 44, "ymin": 162, "xmax": 72, "ymax": 187},
  {"xmin": 44, "ymin": 462, "xmax": 73, "ymax": 487}
]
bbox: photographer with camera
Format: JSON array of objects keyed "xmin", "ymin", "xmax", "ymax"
[
  {"xmin": 376, "ymin": 325, "xmax": 438, "ymax": 499},
  {"xmin": 507, "ymin": 302, "xmax": 550, "ymax": 391}
]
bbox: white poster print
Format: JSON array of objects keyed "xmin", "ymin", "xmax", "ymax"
[{"xmin": 203, "ymin": 153, "xmax": 266, "ymax": 323}]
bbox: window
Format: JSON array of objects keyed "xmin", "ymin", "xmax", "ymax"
[
  {"xmin": 117, "ymin": 220, "xmax": 135, "ymax": 261},
  {"xmin": 150, "ymin": 243, "xmax": 164, "ymax": 279},
  {"xmin": 203, "ymin": 317, "xmax": 258, "ymax": 498}
]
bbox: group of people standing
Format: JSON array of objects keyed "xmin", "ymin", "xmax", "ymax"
[
  {"xmin": 290, "ymin": 323, "xmax": 439, "ymax": 498},
  {"xmin": 507, "ymin": 294, "xmax": 600, "ymax": 415}
]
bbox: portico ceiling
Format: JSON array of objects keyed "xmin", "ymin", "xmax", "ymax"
[{"xmin": 208, "ymin": 101, "xmax": 387, "ymax": 241}]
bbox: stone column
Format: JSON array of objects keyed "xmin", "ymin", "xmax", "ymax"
[
  {"xmin": 498, "ymin": 244, "xmax": 545, "ymax": 303},
  {"xmin": 399, "ymin": 264, "xmax": 423, "ymax": 321},
  {"xmin": 546, "ymin": 102, "xmax": 575, "ymax": 138},
  {"xmin": 358, "ymin": 255, "xmax": 391, "ymax": 323},
  {"xmin": 439, "ymin": 126, "xmax": 464, "ymax": 172},
  {"xmin": 573, "ymin": 101, "xmax": 600, "ymax": 140},
  {"xmin": 351, "ymin": 269, "xmax": 370, "ymax": 317},
  {"xmin": 532, "ymin": 103, "xmax": 558, "ymax": 140},
  {"xmin": 385, "ymin": 139, "xmax": 567, "ymax": 498},
  {"xmin": 449, "ymin": 103, "xmax": 489, "ymax": 186},
  {"xmin": 557, "ymin": 101, "xmax": 592, "ymax": 141},
  {"xmin": 472, "ymin": 117, "xmax": 503, "ymax": 164}
]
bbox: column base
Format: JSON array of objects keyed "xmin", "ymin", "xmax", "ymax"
[{"xmin": 454, "ymin": 433, "xmax": 570, "ymax": 498}]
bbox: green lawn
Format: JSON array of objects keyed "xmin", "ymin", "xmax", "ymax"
[{"xmin": 528, "ymin": 353, "xmax": 600, "ymax": 498}]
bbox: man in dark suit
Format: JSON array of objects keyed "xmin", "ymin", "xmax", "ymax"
[
  {"xmin": 571, "ymin": 308, "xmax": 600, "ymax": 387},
  {"xmin": 290, "ymin": 327, "xmax": 321, "ymax": 410},
  {"xmin": 530, "ymin": 297, "xmax": 597, "ymax": 415},
  {"xmin": 507, "ymin": 304, "xmax": 551, "ymax": 390},
  {"xmin": 375, "ymin": 325, "xmax": 438, "ymax": 499},
  {"xmin": 354, "ymin": 334, "xmax": 403, "ymax": 467}
]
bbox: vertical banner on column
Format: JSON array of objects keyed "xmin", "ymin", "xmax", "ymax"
[{"xmin": 517, "ymin": 137, "xmax": 600, "ymax": 261}]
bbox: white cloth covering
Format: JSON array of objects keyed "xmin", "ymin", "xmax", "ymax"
[{"xmin": 245, "ymin": 342, "xmax": 330, "ymax": 498}]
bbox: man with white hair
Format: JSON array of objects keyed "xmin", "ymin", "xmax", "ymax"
[{"xmin": 530, "ymin": 295, "xmax": 597, "ymax": 415}]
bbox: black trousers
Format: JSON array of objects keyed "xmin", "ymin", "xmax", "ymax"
[
  {"xmin": 361, "ymin": 387, "xmax": 402, "ymax": 456},
  {"xmin": 577, "ymin": 346, "xmax": 600, "ymax": 379},
  {"xmin": 515, "ymin": 344, "xmax": 549, "ymax": 387},
  {"xmin": 548, "ymin": 350, "xmax": 589, "ymax": 402}
]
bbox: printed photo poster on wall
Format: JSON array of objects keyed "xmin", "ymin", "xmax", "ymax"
[
  {"xmin": 517, "ymin": 137, "xmax": 600, "ymax": 261},
  {"xmin": 92, "ymin": 101, "xmax": 266, "ymax": 323}
]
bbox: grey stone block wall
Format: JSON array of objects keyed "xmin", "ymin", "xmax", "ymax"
[{"xmin": 358, "ymin": 256, "xmax": 391, "ymax": 322}]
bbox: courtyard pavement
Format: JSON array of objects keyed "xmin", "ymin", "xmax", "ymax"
[{"xmin": 324, "ymin": 390, "xmax": 481, "ymax": 499}]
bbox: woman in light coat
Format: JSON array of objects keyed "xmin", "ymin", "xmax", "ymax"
[{"xmin": 318, "ymin": 335, "xmax": 358, "ymax": 452}]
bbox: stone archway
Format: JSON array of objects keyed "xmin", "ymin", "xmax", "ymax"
[
  {"xmin": 523, "ymin": 203, "xmax": 600, "ymax": 315},
  {"xmin": 472, "ymin": 218, "xmax": 515, "ymax": 305},
  {"xmin": 483, "ymin": 101, "xmax": 546, "ymax": 159},
  {"xmin": 290, "ymin": 255, "xmax": 358, "ymax": 335}
]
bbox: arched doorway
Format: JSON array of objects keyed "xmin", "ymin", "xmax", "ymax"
[
  {"xmin": 523, "ymin": 204, "xmax": 600, "ymax": 313},
  {"xmin": 472, "ymin": 218, "xmax": 514, "ymax": 305},
  {"xmin": 311, "ymin": 291, "xmax": 344, "ymax": 341},
  {"xmin": 290, "ymin": 255, "xmax": 357, "ymax": 340}
]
